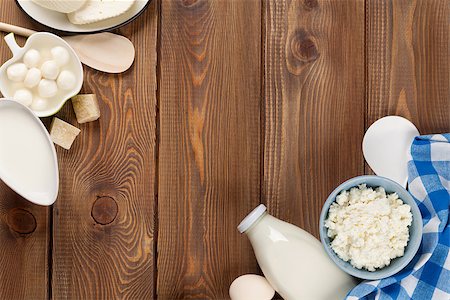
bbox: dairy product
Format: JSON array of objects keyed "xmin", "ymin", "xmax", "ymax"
[
  {"xmin": 71, "ymin": 94, "xmax": 100, "ymax": 123},
  {"xmin": 68, "ymin": 0, "xmax": 135, "ymax": 25},
  {"xmin": 31, "ymin": 97, "xmax": 48, "ymax": 111},
  {"xmin": 50, "ymin": 117, "xmax": 81, "ymax": 150},
  {"xmin": 0, "ymin": 100, "xmax": 58, "ymax": 205},
  {"xmin": 239, "ymin": 205, "xmax": 356, "ymax": 300},
  {"xmin": 31, "ymin": 0, "xmax": 87, "ymax": 13},
  {"xmin": 0, "ymin": 33, "xmax": 83, "ymax": 117},
  {"xmin": 7, "ymin": 63, "xmax": 28, "ymax": 82},
  {"xmin": 24, "ymin": 68, "xmax": 42, "ymax": 88},
  {"xmin": 51, "ymin": 46, "xmax": 70, "ymax": 67},
  {"xmin": 38, "ymin": 79, "xmax": 58, "ymax": 98},
  {"xmin": 23, "ymin": 49, "xmax": 41, "ymax": 68},
  {"xmin": 2, "ymin": 42, "xmax": 79, "ymax": 111},
  {"xmin": 325, "ymin": 184, "xmax": 412, "ymax": 271},
  {"xmin": 41, "ymin": 60, "xmax": 60, "ymax": 80},
  {"xmin": 13, "ymin": 89, "xmax": 33, "ymax": 106},
  {"xmin": 57, "ymin": 70, "xmax": 77, "ymax": 91}
]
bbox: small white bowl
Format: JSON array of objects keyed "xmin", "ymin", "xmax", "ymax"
[{"xmin": 0, "ymin": 32, "xmax": 83, "ymax": 117}]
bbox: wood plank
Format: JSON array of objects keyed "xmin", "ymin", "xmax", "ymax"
[
  {"xmin": 51, "ymin": 3, "xmax": 158, "ymax": 299},
  {"xmin": 0, "ymin": 4, "xmax": 50, "ymax": 299},
  {"xmin": 158, "ymin": 0, "xmax": 261, "ymax": 298},
  {"xmin": 0, "ymin": 191, "xmax": 49, "ymax": 300},
  {"xmin": 264, "ymin": 0, "xmax": 366, "ymax": 237},
  {"xmin": 366, "ymin": 0, "xmax": 450, "ymax": 138}
]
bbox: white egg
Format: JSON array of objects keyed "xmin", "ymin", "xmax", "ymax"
[
  {"xmin": 51, "ymin": 46, "xmax": 70, "ymax": 66},
  {"xmin": 38, "ymin": 79, "xmax": 58, "ymax": 98},
  {"xmin": 229, "ymin": 274, "xmax": 275, "ymax": 300},
  {"xmin": 23, "ymin": 49, "xmax": 41, "ymax": 68},
  {"xmin": 7, "ymin": 63, "xmax": 28, "ymax": 82},
  {"xmin": 41, "ymin": 60, "xmax": 60, "ymax": 80},
  {"xmin": 24, "ymin": 67, "xmax": 42, "ymax": 88},
  {"xmin": 56, "ymin": 70, "xmax": 76, "ymax": 91},
  {"xmin": 13, "ymin": 89, "xmax": 33, "ymax": 107},
  {"xmin": 30, "ymin": 97, "xmax": 48, "ymax": 111}
]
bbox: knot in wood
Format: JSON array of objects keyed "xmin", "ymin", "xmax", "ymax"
[
  {"xmin": 7, "ymin": 208, "xmax": 36, "ymax": 234},
  {"xmin": 92, "ymin": 197, "xmax": 118, "ymax": 225},
  {"xmin": 303, "ymin": 0, "xmax": 318, "ymax": 10},
  {"xmin": 181, "ymin": 0, "xmax": 198, "ymax": 7},
  {"xmin": 290, "ymin": 30, "xmax": 319, "ymax": 63}
]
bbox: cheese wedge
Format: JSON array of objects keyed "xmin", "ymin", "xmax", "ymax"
[
  {"xmin": 31, "ymin": 0, "xmax": 87, "ymax": 13},
  {"xmin": 71, "ymin": 94, "xmax": 100, "ymax": 123},
  {"xmin": 50, "ymin": 118, "xmax": 81, "ymax": 150},
  {"xmin": 68, "ymin": 0, "xmax": 135, "ymax": 25}
]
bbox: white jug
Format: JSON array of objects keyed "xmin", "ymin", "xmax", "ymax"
[{"xmin": 239, "ymin": 204, "xmax": 357, "ymax": 300}]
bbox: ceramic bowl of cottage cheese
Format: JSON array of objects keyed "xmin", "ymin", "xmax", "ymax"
[{"xmin": 319, "ymin": 175, "xmax": 422, "ymax": 280}]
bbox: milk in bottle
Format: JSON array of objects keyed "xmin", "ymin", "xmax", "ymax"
[{"xmin": 238, "ymin": 204, "xmax": 356, "ymax": 300}]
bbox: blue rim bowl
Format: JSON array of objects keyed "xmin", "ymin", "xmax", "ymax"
[{"xmin": 319, "ymin": 175, "xmax": 423, "ymax": 280}]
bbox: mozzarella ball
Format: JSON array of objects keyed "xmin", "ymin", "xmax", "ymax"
[
  {"xmin": 41, "ymin": 60, "xmax": 60, "ymax": 80},
  {"xmin": 56, "ymin": 70, "xmax": 76, "ymax": 91},
  {"xmin": 30, "ymin": 97, "xmax": 47, "ymax": 111},
  {"xmin": 7, "ymin": 63, "xmax": 28, "ymax": 82},
  {"xmin": 23, "ymin": 49, "xmax": 41, "ymax": 68},
  {"xmin": 51, "ymin": 46, "xmax": 70, "ymax": 66},
  {"xmin": 24, "ymin": 67, "xmax": 42, "ymax": 88},
  {"xmin": 38, "ymin": 79, "xmax": 58, "ymax": 98},
  {"xmin": 13, "ymin": 89, "xmax": 33, "ymax": 107}
]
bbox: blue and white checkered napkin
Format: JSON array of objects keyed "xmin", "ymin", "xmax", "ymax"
[{"xmin": 347, "ymin": 134, "xmax": 450, "ymax": 300}]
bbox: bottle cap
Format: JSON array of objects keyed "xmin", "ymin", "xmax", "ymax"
[{"xmin": 237, "ymin": 204, "xmax": 267, "ymax": 233}]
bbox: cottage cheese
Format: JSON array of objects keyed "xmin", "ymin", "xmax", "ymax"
[{"xmin": 325, "ymin": 184, "xmax": 412, "ymax": 271}]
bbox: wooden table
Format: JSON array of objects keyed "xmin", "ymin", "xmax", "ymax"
[{"xmin": 0, "ymin": 1, "xmax": 448, "ymax": 299}]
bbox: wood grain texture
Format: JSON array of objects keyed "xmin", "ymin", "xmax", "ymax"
[
  {"xmin": 0, "ymin": 189, "xmax": 50, "ymax": 300},
  {"xmin": 366, "ymin": 0, "xmax": 450, "ymax": 136},
  {"xmin": 51, "ymin": 3, "xmax": 158, "ymax": 299},
  {"xmin": 0, "ymin": 4, "xmax": 49, "ymax": 299},
  {"xmin": 0, "ymin": 0, "xmax": 449, "ymax": 298},
  {"xmin": 264, "ymin": 0, "xmax": 365, "ymax": 237},
  {"xmin": 158, "ymin": 0, "xmax": 261, "ymax": 298},
  {"xmin": 365, "ymin": 0, "xmax": 450, "ymax": 177}
]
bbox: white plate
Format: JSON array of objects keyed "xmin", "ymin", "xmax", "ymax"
[{"xmin": 16, "ymin": 0, "xmax": 150, "ymax": 34}]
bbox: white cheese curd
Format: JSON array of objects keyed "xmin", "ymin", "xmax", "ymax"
[
  {"xmin": 40, "ymin": 60, "xmax": 60, "ymax": 80},
  {"xmin": 23, "ymin": 49, "xmax": 41, "ymax": 68},
  {"xmin": 325, "ymin": 184, "xmax": 412, "ymax": 271},
  {"xmin": 24, "ymin": 67, "xmax": 42, "ymax": 88},
  {"xmin": 57, "ymin": 70, "xmax": 76, "ymax": 91},
  {"xmin": 51, "ymin": 46, "xmax": 70, "ymax": 67},
  {"xmin": 13, "ymin": 89, "xmax": 33, "ymax": 107},
  {"xmin": 7, "ymin": 63, "xmax": 28, "ymax": 82},
  {"xmin": 38, "ymin": 79, "xmax": 58, "ymax": 98}
]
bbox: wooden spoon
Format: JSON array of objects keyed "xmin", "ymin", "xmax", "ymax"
[{"xmin": 0, "ymin": 22, "xmax": 135, "ymax": 73}]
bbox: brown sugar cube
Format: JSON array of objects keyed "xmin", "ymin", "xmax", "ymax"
[
  {"xmin": 50, "ymin": 118, "xmax": 81, "ymax": 150},
  {"xmin": 71, "ymin": 94, "xmax": 100, "ymax": 124}
]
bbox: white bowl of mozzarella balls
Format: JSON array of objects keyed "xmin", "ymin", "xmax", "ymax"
[{"xmin": 0, "ymin": 32, "xmax": 83, "ymax": 117}]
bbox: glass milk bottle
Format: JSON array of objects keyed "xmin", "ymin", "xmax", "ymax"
[{"xmin": 238, "ymin": 205, "xmax": 356, "ymax": 300}]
